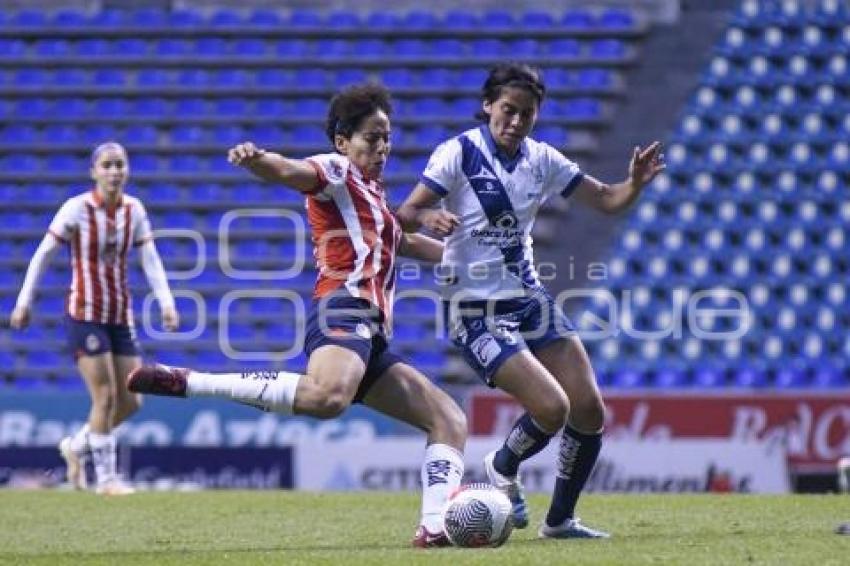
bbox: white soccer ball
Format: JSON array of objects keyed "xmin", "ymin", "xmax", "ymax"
[{"xmin": 442, "ymin": 483, "xmax": 514, "ymax": 548}]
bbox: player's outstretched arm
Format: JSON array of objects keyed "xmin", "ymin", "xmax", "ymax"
[
  {"xmin": 574, "ymin": 141, "xmax": 665, "ymax": 214},
  {"xmin": 397, "ymin": 183, "xmax": 460, "ymax": 236},
  {"xmin": 398, "ymin": 232, "xmax": 444, "ymax": 263},
  {"xmin": 227, "ymin": 141, "xmax": 321, "ymax": 194},
  {"xmin": 10, "ymin": 233, "xmax": 62, "ymax": 329}
]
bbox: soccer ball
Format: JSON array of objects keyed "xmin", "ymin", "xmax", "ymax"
[{"xmin": 442, "ymin": 483, "xmax": 514, "ymax": 548}]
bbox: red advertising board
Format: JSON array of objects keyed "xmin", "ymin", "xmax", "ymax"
[{"xmin": 469, "ymin": 391, "xmax": 850, "ymax": 473}]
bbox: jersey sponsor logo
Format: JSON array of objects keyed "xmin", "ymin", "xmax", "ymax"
[
  {"xmin": 468, "ymin": 165, "xmax": 499, "ymax": 182},
  {"xmin": 470, "ymin": 332, "xmax": 502, "ymax": 367}
]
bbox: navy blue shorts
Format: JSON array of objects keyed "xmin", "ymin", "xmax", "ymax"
[
  {"xmin": 303, "ymin": 295, "xmax": 405, "ymax": 403},
  {"xmin": 446, "ymin": 290, "xmax": 576, "ymax": 386},
  {"xmin": 65, "ymin": 315, "xmax": 141, "ymax": 360}
]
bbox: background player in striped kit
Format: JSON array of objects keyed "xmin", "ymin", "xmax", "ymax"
[
  {"xmin": 127, "ymin": 83, "xmax": 467, "ymax": 547},
  {"xmin": 10, "ymin": 142, "xmax": 179, "ymax": 495},
  {"xmin": 398, "ymin": 63, "xmax": 664, "ymax": 539}
]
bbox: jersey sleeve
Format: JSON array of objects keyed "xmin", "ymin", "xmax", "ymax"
[
  {"xmin": 132, "ymin": 200, "xmax": 154, "ymax": 246},
  {"xmin": 420, "ymin": 138, "xmax": 462, "ymax": 197},
  {"xmin": 303, "ymin": 153, "xmax": 347, "ymax": 197},
  {"xmin": 47, "ymin": 198, "xmax": 78, "ymax": 243},
  {"xmin": 541, "ymin": 143, "xmax": 584, "ymax": 201}
]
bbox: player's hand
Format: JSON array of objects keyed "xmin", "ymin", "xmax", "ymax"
[
  {"xmin": 629, "ymin": 141, "xmax": 666, "ymax": 189},
  {"xmin": 420, "ymin": 210, "xmax": 460, "ymax": 237},
  {"xmin": 227, "ymin": 142, "xmax": 266, "ymax": 167},
  {"xmin": 10, "ymin": 305, "xmax": 30, "ymax": 330},
  {"xmin": 161, "ymin": 306, "xmax": 180, "ymax": 332}
]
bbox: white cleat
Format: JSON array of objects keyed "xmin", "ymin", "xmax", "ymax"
[
  {"xmin": 95, "ymin": 480, "xmax": 136, "ymax": 496},
  {"xmin": 483, "ymin": 450, "xmax": 529, "ymax": 529},
  {"xmin": 58, "ymin": 437, "xmax": 87, "ymax": 490}
]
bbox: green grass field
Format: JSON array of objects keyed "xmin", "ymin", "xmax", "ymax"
[{"xmin": 0, "ymin": 491, "xmax": 847, "ymax": 565}]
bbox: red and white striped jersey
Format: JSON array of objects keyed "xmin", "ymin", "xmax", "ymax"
[
  {"xmin": 48, "ymin": 189, "xmax": 153, "ymax": 325},
  {"xmin": 304, "ymin": 153, "xmax": 402, "ymax": 322}
]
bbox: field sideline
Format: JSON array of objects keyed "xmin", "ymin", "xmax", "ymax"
[{"xmin": 0, "ymin": 491, "xmax": 847, "ymax": 565}]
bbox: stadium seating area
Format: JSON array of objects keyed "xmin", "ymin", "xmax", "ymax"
[
  {"xmin": 0, "ymin": 6, "xmax": 644, "ymax": 386},
  {"xmin": 581, "ymin": 0, "xmax": 850, "ymax": 388}
]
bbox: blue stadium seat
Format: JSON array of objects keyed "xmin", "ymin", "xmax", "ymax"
[
  {"xmin": 326, "ymin": 11, "xmax": 360, "ymax": 28},
  {"xmin": 598, "ymin": 8, "xmax": 637, "ymax": 29},
  {"xmin": 380, "ymin": 68, "xmax": 415, "ymax": 88},
  {"xmin": 276, "ymin": 39, "xmax": 310, "ymax": 59},
  {"xmin": 590, "ymin": 39, "xmax": 627, "ymax": 60},
  {"xmin": 0, "ymin": 39, "xmax": 26, "ymax": 58},
  {"xmin": 443, "ymin": 10, "xmax": 478, "ymax": 29},
  {"xmin": 52, "ymin": 10, "xmax": 87, "ymax": 26},
  {"xmin": 248, "ymin": 10, "xmax": 280, "ymax": 26},
  {"xmin": 232, "ymin": 39, "xmax": 267, "ymax": 57},
  {"xmin": 561, "ymin": 9, "xmax": 594, "ymax": 28},
  {"xmin": 43, "ymin": 124, "xmax": 80, "ymax": 144},
  {"xmin": 132, "ymin": 8, "xmax": 168, "ymax": 27},
  {"xmin": 403, "ymin": 11, "xmax": 438, "ymax": 29},
  {"xmin": 115, "ymin": 38, "xmax": 148, "ymax": 56},
  {"xmin": 0, "ymin": 124, "xmax": 37, "ymax": 143},
  {"xmin": 482, "ymin": 11, "xmax": 514, "ymax": 27},
  {"xmin": 13, "ymin": 10, "xmax": 48, "ymax": 26},
  {"xmin": 92, "ymin": 69, "xmax": 125, "ymax": 86},
  {"xmin": 126, "ymin": 124, "xmax": 159, "ymax": 144},
  {"xmin": 89, "ymin": 9, "xmax": 125, "ymax": 26},
  {"xmin": 14, "ymin": 68, "xmax": 48, "ymax": 86},
  {"xmin": 156, "ymin": 39, "xmax": 193, "ymax": 57},
  {"xmin": 289, "ymin": 10, "xmax": 321, "ymax": 27},
  {"xmin": 194, "ymin": 37, "xmax": 228, "ymax": 58},
  {"xmin": 83, "ymin": 124, "xmax": 119, "ymax": 144},
  {"xmin": 210, "ymin": 9, "xmax": 242, "ymax": 26},
  {"xmin": 133, "ymin": 98, "xmax": 168, "ymax": 117}
]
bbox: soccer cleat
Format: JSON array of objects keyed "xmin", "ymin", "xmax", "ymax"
[
  {"xmin": 538, "ymin": 517, "xmax": 610, "ymax": 539},
  {"xmin": 58, "ymin": 437, "xmax": 86, "ymax": 490},
  {"xmin": 95, "ymin": 479, "xmax": 136, "ymax": 496},
  {"xmin": 411, "ymin": 525, "xmax": 452, "ymax": 548},
  {"xmin": 483, "ymin": 450, "xmax": 529, "ymax": 529},
  {"xmin": 127, "ymin": 364, "xmax": 189, "ymax": 397}
]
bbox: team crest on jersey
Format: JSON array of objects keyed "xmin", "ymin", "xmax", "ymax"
[
  {"xmin": 85, "ymin": 333, "xmax": 100, "ymax": 352},
  {"xmin": 532, "ymin": 165, "xmax": 544, "ymax": 184},
  {"xmin": 329, "ymin": 159, "xmax": 344, "ymax": 178},
  {"xmin": 492, "ymin": 211, "xmax": 518, "ymax": 229},
  {"xmin": 470, "ymin": 332, "xmax": 501, "ymax": 367}
]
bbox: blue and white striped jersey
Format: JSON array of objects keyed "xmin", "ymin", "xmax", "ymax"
[{"xmin": 421, "ymin": 125, "xmax": 584, "ymax": 300}]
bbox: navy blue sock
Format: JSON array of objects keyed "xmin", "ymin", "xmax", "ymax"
[
  {"xmin": 546, "ymin": 425, "xmax": 602, "ymax": 527},
  {"xmin": 493, "ymin": 412, "xmax": 554, "ymax": 477}
]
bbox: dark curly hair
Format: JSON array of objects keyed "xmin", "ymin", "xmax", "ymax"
[
  {"xmin": 474, "ymin": 62, "xmax": 546, "ymax": 122},
  {"xmin": 325, "ymin": 82, "xmax": 393, "ymax": 147}
]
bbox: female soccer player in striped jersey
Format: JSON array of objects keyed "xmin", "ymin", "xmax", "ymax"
[
  {"xmin": 127, "ymin": 83, "xmax": 467, "ymax": 547},
  {"xmin": 398, "ymin": 63, "xmax": 665, "ymax": 539},
  {"xmin": 11, "ymin": 142, "xmax": 179, "ymax": 495}
]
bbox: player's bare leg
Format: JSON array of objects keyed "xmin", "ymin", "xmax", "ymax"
[
  {"xmin": 362, "ymin": 362, "xmax": 467, "ymax": 547},
  {"xmin": 77, "ymin": 353, "xmax": 134, "ymax": 495}
]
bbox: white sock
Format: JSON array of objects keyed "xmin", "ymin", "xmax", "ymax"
[
  {"xmin": 186, "ymin": 369, "xmax": 302, "ymax": 415},
  {"xmin": 69, "ymin": 424, "xmax": 90, "ymax": 455},
  {"xmin": 88, "ymin": 431, "xmax": 116, "ymax": 486},
  {"xmin": 420, "ymin": 443, "xmax": 465, "ymax": 533}
]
